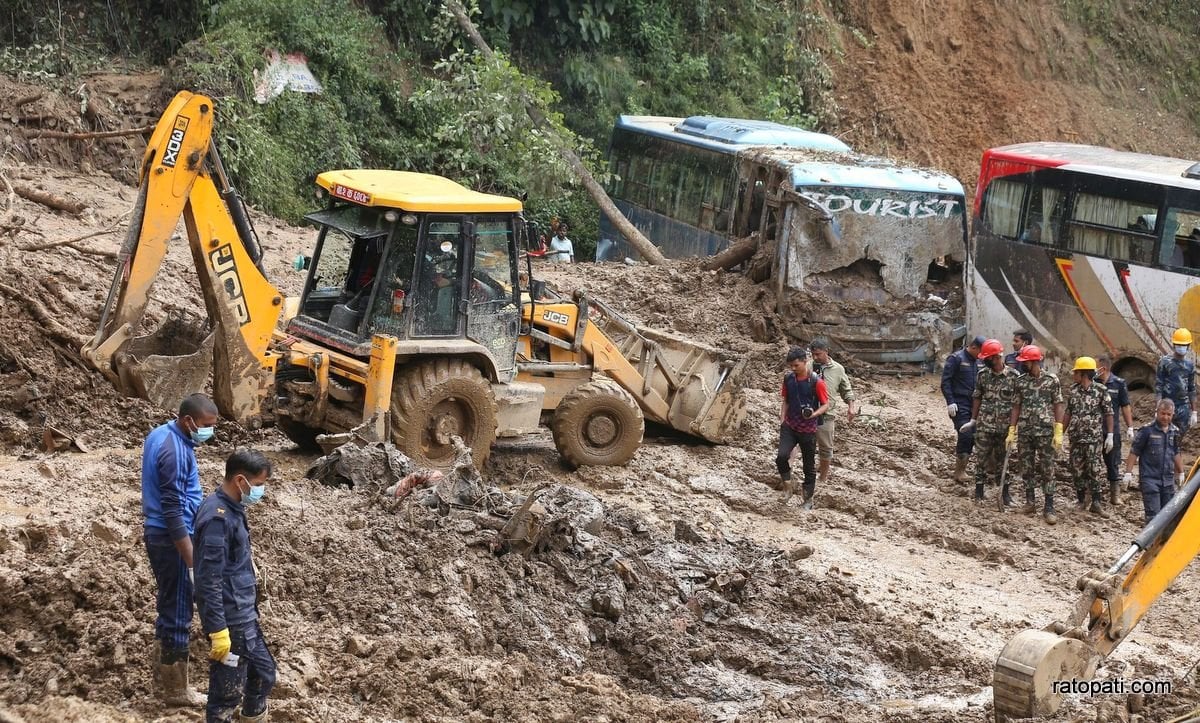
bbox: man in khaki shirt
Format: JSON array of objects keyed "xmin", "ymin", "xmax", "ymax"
[{"xmin": 809, "ymin": 339, "xmax": 857, "ymax": 484}]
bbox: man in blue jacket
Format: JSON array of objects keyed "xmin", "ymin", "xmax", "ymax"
[
  {"xmin": 194, "ymin": 449, "xmax": 277, "ymax": 723},
  {"xmin": 942, "ymin": 335, "xmax": 985, "ymax": 482},
  {"xmin": 142, "ymin": 392, "xmax": 218, "ymax": 707}
]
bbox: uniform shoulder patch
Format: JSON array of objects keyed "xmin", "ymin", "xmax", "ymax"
[{"xmin": 217, "ymin": 507, "xmax": 225, "ymax": 515}]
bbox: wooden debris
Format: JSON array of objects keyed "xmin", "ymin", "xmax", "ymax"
[
  {"xmin": 23, "ymin": 125, "xmax": 153, "ymax": 141},
  {"xmin": 12, "ymin": 184, "xmax": 86, "ymax": 215}
]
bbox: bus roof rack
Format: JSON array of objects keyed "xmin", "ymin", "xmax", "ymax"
[{"xmin": 1185, "ymin": 162, "xmax": 1200, "ymax": 180}]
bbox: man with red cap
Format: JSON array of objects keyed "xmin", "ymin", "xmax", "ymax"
[
  {"xmin": 1008, "ymin": 345, "xmax": 1065, "ymax": 524},
  {"xmin": 964, "ymin": 339, "xmax": 1017, "ymax": 505}
]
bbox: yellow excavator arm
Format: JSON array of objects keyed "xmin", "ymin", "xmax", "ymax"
[
  {"xmin": 994, "ymin": 456, "xmax": 1200, "ymax": 720},
  {"xmin": 82, "ymin": 91, "xmax": 284, "ymax": 425}
]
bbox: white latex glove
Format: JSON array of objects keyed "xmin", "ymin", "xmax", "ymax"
[
  {"xmin": 959, "ymin": 419, "xmax": 977, "ymax": 435},
  {"xmin": 1191, "ymin": 411, "xmax": 1198, "ymax": 426},
  {"xmin": 1103, "ymin": 433, "xmax": 1114, "ymax": 453},
  {"xmin": 188, "ymin": 568, "xmax": 194, "ymax": 586},
  {"xmin": 947, "ymin": 403, "xmax": 958, "ymax": 417},
  {"xmin": 1179, "ymin": 472, "xmax": 1187, "ymax": 485},
  {"xmin": 1127, "ymin": 426, "xmax": 1134, "ymax": 441},
  {"xmin": 1122, "ymin": 471, "xmax": 1133, "ymax": 486}
]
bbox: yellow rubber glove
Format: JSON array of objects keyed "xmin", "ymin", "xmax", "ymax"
[
  {"xmin": 1053, "ymin": 422, "xmax": 1064, "ymax": 450},
  {"xmin": 1005, "ymin": 425, "xmax": 1016, "ymax": 449},
  {"xmin": 208, "ymin": 628, "xmax": 231, "ymax": 661}
]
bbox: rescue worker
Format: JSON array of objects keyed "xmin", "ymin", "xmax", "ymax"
[
  {"xmin": 1004, "ymin": 330, "xmax": 1033, "ymax": 371},
  {"xmin": 777, "ymin": 347, "xmax": 830, "ymax": 509},
  {"xmin": 1008, "ymin": 345, "xmax": 1065, "ymax": 524},
  {"xmin": 142, "ymin": 393, "xmax": 218, "ymax": 707},
  {"xmin": 809, "ymin": 338, "xmax": 857, "ymax": 486},
  {"xmin": 1124, "ymin": 399, "xmax": 1184, "ymax": 523},
  {"xmin": 194, "ymin": 449, "xmax": 277, "ymax": 723},
  {"xmin": 1155, "ymin": 328, "xmax": 1197, "ymax": 434},
  {"xmin": 963, "ymin": 339, "xmax": 1016, "ymax": 505},
  {"xmin": 942, "ymin": 335, "xmax": 985, "ymax": 482},
  {"xmin": 1096, "ymin": 355, "xmax": 1133, "ymax": 504},
  {"xmin": 1062, "ymin": 356, "xmax": 1114, "ymax": 516}
]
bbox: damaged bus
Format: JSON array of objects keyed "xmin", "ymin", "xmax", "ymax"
[
  {"xmin": 967, "ymin": 142, "xmax": 1200, "ymax": 387},
  {"xmin": 598, "ymin": 115, "xmax": 968, "ymax": 364}
]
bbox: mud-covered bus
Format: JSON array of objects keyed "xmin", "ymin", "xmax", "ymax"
[
  {"xmin": 598, "ymin": 115, "xmax": 969, "ymax": 363},
  {"xmin": 968, "ymin": 142, "xmax": 1200, "ymax": 386}
]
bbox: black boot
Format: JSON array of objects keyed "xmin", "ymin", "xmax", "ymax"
[
  {"xmin": 1001, "ymin": 484, "xmax": 1014, "ymax": 508},
  {"xmin": 1090, "ymin": 498, "xmax": 1109, "ymax": 518},
  {"xmin": 1022, "ymin": 489, "xmax": 1037, "ymax": 514},
  {"xmin": 801, "ymin": 481, "xmax": 815, "ymax": 510},
  {"xmin": 1109, "ymin": 480, "xmax": 1119, "ymax": 506},
  {"xmin": 1044, "ymin": 495, "xmax": 1057, "ymax": 525},
  {"xmin": 1075, "ymin": 488, "xmax": 1087, "ymax": 511},
  {"xmin": 973, "ymin": 483, "xmax": 985, "ymax": 504}
]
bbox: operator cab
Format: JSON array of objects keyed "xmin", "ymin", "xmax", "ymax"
[{"xmin": 288, "ymin": 170, "xmax": 524, "ymax": 378}]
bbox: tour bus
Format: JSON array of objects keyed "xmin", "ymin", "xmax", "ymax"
[
  {"xmin": 598, "ymin": 115, "xmax": 969, "ymax": 363},
  {"xmin": 968, "ymin": 142, "xmax": 1200, "ymax": 386}
]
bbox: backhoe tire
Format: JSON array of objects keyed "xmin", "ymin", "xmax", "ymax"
[
  {"xmin": 551, "ymin": 380, "xmax": 644, "ymax": 469},
  {"xmin": 391, "ymin": 359, "xmax": 497, "ymax": 471},
  {"xmin": 276, "ymin": 416, "xmax": 321, "ymax": 451}
]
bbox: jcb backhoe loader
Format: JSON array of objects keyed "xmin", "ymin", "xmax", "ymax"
[
  {"xmin": 992, "ymin": 457, "xmax": 1200, "ymax": 720},
  {"xmin": 82, "ymin": 91, "xmax": 746, "ymax": 470}
]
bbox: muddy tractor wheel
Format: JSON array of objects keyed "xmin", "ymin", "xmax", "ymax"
[
  {"xmin": 276, "ymin": 416, "xmax": 322, "ymax": 451},
  {"xmin": 391, "ymin": 359, "xmax": 497, "ymax": 470},
  {"xmin": 551, "ymin": 380, "xmax": 644, "ymax": 469}
]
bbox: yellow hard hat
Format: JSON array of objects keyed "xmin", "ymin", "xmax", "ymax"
[
  {"xmin": 1072, "ymin": 356, "xmax": 1097, "ymax": 372},
  {"xmin": 1172, "ymin": 328, "xmax": 1193, "ymax": 345}
]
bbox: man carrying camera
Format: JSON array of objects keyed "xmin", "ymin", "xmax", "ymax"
[{"xmin": 777, "ymin": 347, "xmax": 830, "ymax": 509}]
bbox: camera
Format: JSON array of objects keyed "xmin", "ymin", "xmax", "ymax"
[{"xmin": 799, "ymin": 405, "xmax": 815, "ymax": 419}]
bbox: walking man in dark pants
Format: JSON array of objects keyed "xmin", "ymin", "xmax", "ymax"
[
  {"xmin": 1125, "ymin": 399, "xmax": 1184, "ymax": 523},
  {"xmin": 1096, "ymin": 355, "xmax": 1133, "ymax": 504},
  {"xmin": 194, "ymin": 449, "xmax": 277, "ymax": 723},
  {"xmin": 142, "ymin": 393, "xmax": 218, "ymax": 707},
  {"xmin": 777, "ymin": 347, "xmax": 829, "ymax": 509},
  {"xmin": 942, "ymin": 335, "xmax": 985, "ymax": 482}
]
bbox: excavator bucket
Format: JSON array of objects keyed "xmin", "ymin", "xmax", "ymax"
[
  {"xmin": 584, "ymin": 295, "xmax": 748, "ymax": 442},
  {"xmin": 115, "ymin": 315, "xmax": 215, "ymax": 411},
  {"xmin": 993, "ymin": 629, "xmax": 1100, "ymax": 721}
]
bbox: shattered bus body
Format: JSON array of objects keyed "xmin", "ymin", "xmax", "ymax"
[{"xmin": 598, "ymin": 115, "xmax": 968, "ymax": 363}]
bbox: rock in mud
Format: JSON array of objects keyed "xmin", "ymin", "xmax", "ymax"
[
  {"xmin": 785, "ymin": 544, "xmax": 814, "ymax": 561},
  {"xmin": 89, "ymin": 520, "xmax": 126, "ymax": 544}
]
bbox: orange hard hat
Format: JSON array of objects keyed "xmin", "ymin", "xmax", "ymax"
[
  {"xmin": 980, "ymin": 339, "xmax": 1004, "ymax": 359},
  {"xmin": 1015, "ymin": 345, "xmax": 1043, "ymax": 362}
]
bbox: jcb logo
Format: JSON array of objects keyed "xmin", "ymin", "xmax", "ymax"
[
  {"xmin": 162, "ymin": 116, "xmax": 190, "ymax": 168},
  {"xmin": 541, "ymin": 310, "xmax": 569, "ymax": 326},
  {"xmin": 210, "ymin": 244, "xmax": 251, "ymax": 326}
]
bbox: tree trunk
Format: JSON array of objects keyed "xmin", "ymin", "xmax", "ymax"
[
  {"xmin": 446, "ymin": 1, "xmax": 667, "ymax": 265},
  {"xmin": 701, "ymin": 233, "xmax": 759, "ymax": 271}
]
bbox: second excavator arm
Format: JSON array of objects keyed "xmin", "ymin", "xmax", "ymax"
[
  {"xmin": 81, "ymin": 91, "xmax": 283, "ymax": 425},
  {"xmin": 994, "ymin": 458, "xmax": 1200, "ymax": 720}
]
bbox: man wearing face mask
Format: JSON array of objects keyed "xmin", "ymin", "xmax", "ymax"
[
  {"xmin": 1155, "ymin": 328, "xmax": 1196, "ymax": 434},
  {"xmin": 141, "ymin": 392, "xmax": 219, "ymax": 707},
  {"xmin": 193, "ymin": 449, "xmax": 277, "ymax": 723}
]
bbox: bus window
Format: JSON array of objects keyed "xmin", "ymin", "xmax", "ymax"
[
  {"xmin": 609, "ymin": 155, "xmax": 628, "ymax": 198},
  {"xmin": 1024, "ymin": 185, "xmax": 1064, "ymax": 246},
  {"xmin": 627, "ymin": 156, "xmax": 653, "ymax": 206},
  {"xmin": 652, "ymin": 159, "xmax": 683, "ymax": 217},
  {"xmin": 982, "ymin": 178, "xmax": 1025, "ymax": 238},
  {"xmin": 677, "ymin": 166, "xmax": 703, "ymax": 226},
  {"xmin": 1162, "ymin": 208, "xmax": 1200, "ymax": 270},
  {"xmin": 1067, "ymin": 192, "xmax": 1156, "ymax": 263}
]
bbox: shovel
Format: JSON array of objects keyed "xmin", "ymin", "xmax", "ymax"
[{"xmin": 996, "ymin": 448, "xmax": 1011, "ymax": 512}]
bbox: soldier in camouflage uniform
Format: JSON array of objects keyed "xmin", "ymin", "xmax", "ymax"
[
  {"xmin": 1008, "ymin": 345, "xmax": 1065, "ymax": 524},
  {"xmin": 1062, "ymin": 356, "xmax": 1114, "ymax": 517},
  {"xmin": 965, "ymin": 339, "xmax": 1016, "ymax": 506}
]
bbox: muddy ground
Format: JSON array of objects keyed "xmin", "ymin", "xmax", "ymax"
[{"xmin": 2, "ymin": 76, "xmax": 1200, "ymax": 722}]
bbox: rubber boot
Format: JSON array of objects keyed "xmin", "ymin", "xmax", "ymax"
[
  {"xmin": 1001, "ymin": 484, "xmax": 1014, "ymax": 508},
  {"xmin": 953, "ymin": 454, "xmax": 970, "ymax": 483},
  {"xmin": 1109, "ymin": 480, "xmax": 1119, "ymax": 506},
  {"xmin": 1022, "ymin": 489, "xmax": 1037, "ymax": 515},
  {"xmin": 973, "ymin": 483, "xmax": 985, "ymax": 504},
  {"xmin": 1075, "ymin": 488, "xmax": 1087, "ymax": 511},
  {"xmin": 240, "ymin": 705, "xmax": 269, "ymax": 723},
  {"xmin": 1089, "ymin": 499, "xmax": 1109, "ymax": 518},
  {"xmin": 158, "ymin": 658, "xmax": 207, "ymax": 707},
  {"xmin": 1044, "ymin": 495, "xmax": 1057, "ymax": 525}
]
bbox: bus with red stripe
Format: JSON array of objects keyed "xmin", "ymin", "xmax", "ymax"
[{"xmin": 968, "ymin": 142, "xmax": 1200, "ymax": 387}]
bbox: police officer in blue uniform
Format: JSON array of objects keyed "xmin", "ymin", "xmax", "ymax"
[
  {"xmin": 1096, "ymin": 355, "xmax": 1133, "ymax": 504},
  {"xmin": 1155, "ymin": 327, "xmax": 1197, "ymax": 433},
  {"xmin": 942, "ymin": 335, "xmax": 985, "ymax": 482},
  {"xmin": 1124, "ymin": 399, "xmax": 1184, "ymax": 523},
  {"xmin": 193, "ymin": 449, "xmax": 277, "ymax": 723}
]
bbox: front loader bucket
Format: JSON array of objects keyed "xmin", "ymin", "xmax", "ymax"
[{"xmin": 116, "ymin": 316, "xmax": 215, "ymax": 411}]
